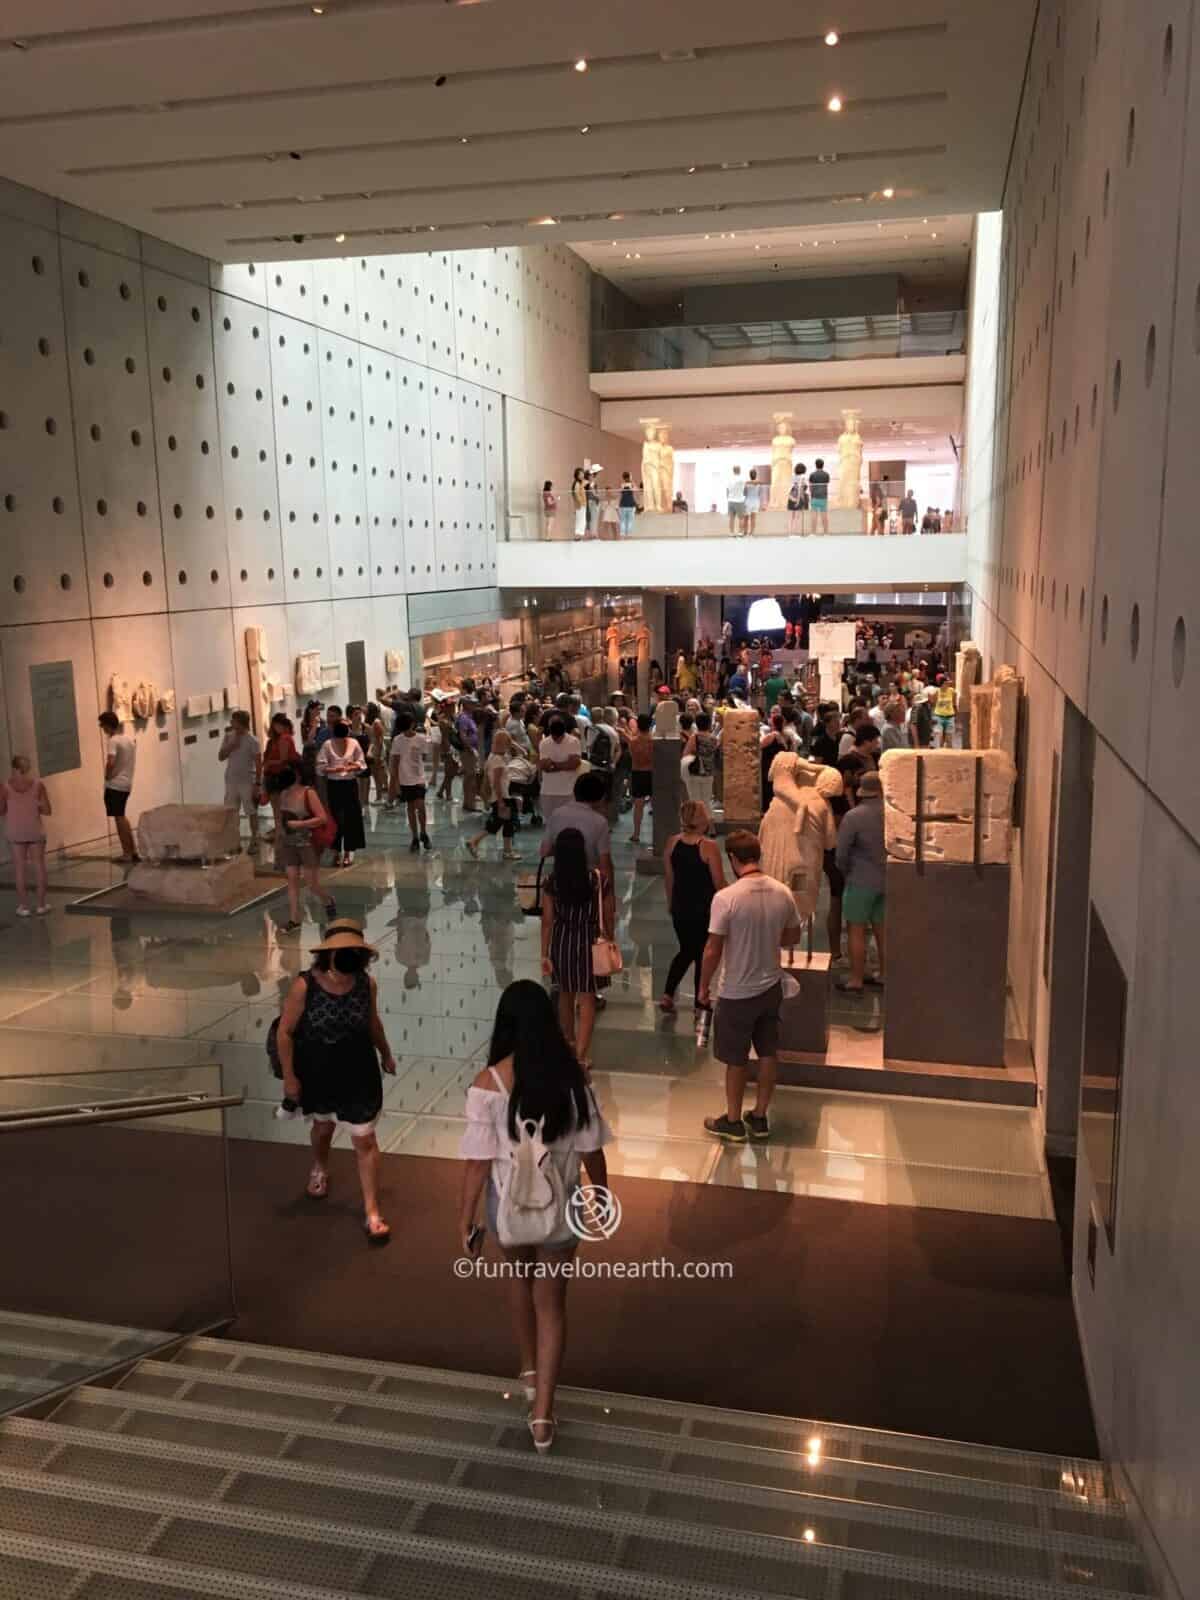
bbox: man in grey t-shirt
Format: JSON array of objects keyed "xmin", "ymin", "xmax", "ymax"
[
  {"xmin": 699, "ymin": 830, "xmax": 802, "ymax": 1143},
  {"xmin": 835, "ymin": 771, "xmax": 886, "ymax": 993}
]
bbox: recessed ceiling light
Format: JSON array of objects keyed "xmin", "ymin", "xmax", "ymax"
[
  {"xmin": 573, "ymin": 57, "xmax": 588, "ymax": 72},
  {"xmin": 824, "ymin": 30, "xmax": 839, "ymax": 46},
  {"xmin": 428, "ymin": 224, "xmax": 437, "ymax": 231},
  {"xmin": 634, "ymin": 252, "xmax": 641, "ymax": 259},
  {"xmin": 625, "ymin": 253, "xmax": 632, "ymax": 259},
  {"xmin": 687, "ymin": 165, "xmax": 697, "ymax": 174},
  {"xmin": 923, "ymin": 217, "xmax": 929, "ymax": 223},
  {"xmin": 882, "ymin": 187, "xmax": 894, "ymax": 199},
  {"xmin": 311, "ymin": 3, "xmax": 325, "ymax": 12},
  {"xmin": 460, "ymin": 136, "xmax": 470, "ymax": 144},
  {"xmin": 677, "ymin": 206, "xmax": 686, "ymax": 214},
  {"xmin": 334, "ymin": 232, "xmax": 346, "ymax": 243},
  {"xmin": 931, "ymin": 231, "xmax": 938, "ymax": 238},
  {"xmin": 580, "ymin": 124, "xmax": 590, "ymax": 134},
  {"xmin": 531, "ymin": 216, "xmax": 558, "ymax": 226},
  {"xmin": 827, "ymin": 94, "xmax": 843, "ymax": 112}
]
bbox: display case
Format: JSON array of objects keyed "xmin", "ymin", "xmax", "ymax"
[{"xmin": 415, "ymin": 616, "xmax": 531, "ymax": 697}]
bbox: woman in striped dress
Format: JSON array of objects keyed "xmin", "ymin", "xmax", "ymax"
[{"xmin": 540, "ymin": 828, "xmax": 608, "ymax": 1071}]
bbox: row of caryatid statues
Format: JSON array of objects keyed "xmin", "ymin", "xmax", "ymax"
[
  {"xmin": 638, "ymin": 419, "xmax": 676, "ymax": 513},
  {"xmin": 640, "ymin": 409, "xmax": 865, "ymax": 516}
]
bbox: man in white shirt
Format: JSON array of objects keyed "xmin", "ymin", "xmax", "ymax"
[
  {"xmin": 389, "ymin": 710, "xmax": 431, "ymax": 851},
  {"xmin": 537, "ymin": 715, "xmax": 582, "ymax": 824},
  {"xmin": 726, "ymin": 466, "xmax": 746, "ymax": 536},
  {"xmin": 98, "ymin": 711, "xmax": 138, "ymax": 863},
  {"xmin": 218, "ymin": 709, "xmax": 263, "ymax": 849},
  {"xmin": 699, "ymin": 830, "xmax": 802, "ymax": 1142}
]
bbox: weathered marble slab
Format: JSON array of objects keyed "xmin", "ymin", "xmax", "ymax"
[
  {"xmin": 880, "ymin": 749, "xmax": 1015, "ymax": 864},
  {"xmin": 138, "ymin": 804, "xmax": 240, "ymax": 862},
  {"xmin": 721, "ymin": 709, "xmax": 762, "ymax": 824}
]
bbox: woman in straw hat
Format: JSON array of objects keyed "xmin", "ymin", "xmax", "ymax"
[{"xmin": 275, "ymin": 920, "xmax": 397, "ymax": 1244}]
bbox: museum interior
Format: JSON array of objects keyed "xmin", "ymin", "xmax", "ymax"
[{"xmin": 0, "ymin": 2, "xmax": 1195, "ymax": 1598}]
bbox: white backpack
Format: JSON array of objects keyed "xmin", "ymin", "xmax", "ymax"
[{"xmin": 495, "ymin": 1112, "xmax": 569, "ymax": 1247}]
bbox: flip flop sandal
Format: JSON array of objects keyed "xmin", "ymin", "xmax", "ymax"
[{"xmin": 306, "ymin": 1166, "xmax": 329, "ymax": 1199}]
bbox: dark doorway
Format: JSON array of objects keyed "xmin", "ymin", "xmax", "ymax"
[{"xmin": 345, "ymin": 639, "xmax": 367, "ymax": 707}]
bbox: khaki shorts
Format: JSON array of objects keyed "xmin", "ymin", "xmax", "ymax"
[{"xmin": 713, "ymin": 982, "xmax": 782, "ymax": 1066}]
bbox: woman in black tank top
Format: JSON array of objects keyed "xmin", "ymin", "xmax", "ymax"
[{"xmin": 660, "ymin": 802, "xmax": 726, "ymax": 1011}]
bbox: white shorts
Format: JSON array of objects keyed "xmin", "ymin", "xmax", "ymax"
[
  {"xmin": 225, "ymin": 780, "xmax": 258, "ymax": 818},
  {"xmin": 307, "ymin": 1111, "xmax": 380, "ymax": 1138}
]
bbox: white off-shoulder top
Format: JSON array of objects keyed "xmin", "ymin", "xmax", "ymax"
[{"xmin": 459, "ymin": 1068, "xmax": 612, "ymax": 1187}]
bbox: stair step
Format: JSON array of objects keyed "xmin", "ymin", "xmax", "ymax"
[
  {"xmin": 0, "ymin": 1310, "xmax": 165, "ymax": 1359},
  {"xmin": 0, "ymin": 1409, "xmax": 1145, "ymax": 1589},
  {"xmin": 174, "ymin": 1335, "xmax": 1110, "ymax": 1497},
  {"xmin": 0, "ymin": 1462, "xmax": 1153, "ymax": 1600}
]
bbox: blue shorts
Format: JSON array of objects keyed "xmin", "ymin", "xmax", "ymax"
[{"xmin": 810, "ymin": 497, "xmax": 828, "ymax": 512}]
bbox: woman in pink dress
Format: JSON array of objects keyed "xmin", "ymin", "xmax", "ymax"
[{"xmin": 0, "ymin": 756, "xmax": 52, "ymax": 916}]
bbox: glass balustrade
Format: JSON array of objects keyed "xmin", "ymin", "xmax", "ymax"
[{"xmin": 592, "ymin": 311, "xmax": 967, "ymax": 373}]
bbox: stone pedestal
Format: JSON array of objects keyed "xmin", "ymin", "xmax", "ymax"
[
  {"xmin": 778, "ymin": 951, "xmax": 832, "ymax": 1053},
  {"xmin": 127, "ymin": 853, "xmax": 256, "ymax": 910},
  {"xmin": 651, "ymin": 738, "xmax": 683, "ymax": 857},
  {"xmin": 883, "ymin": 862, "xmax": 1010, "ymax": 1066},
  {"xmin": 138, "ymin": 804, "xmax": 240, "ymax": 862},
  {"xmin": 721, "ymin": 709, "xmax": 761, "ymax": 826}
]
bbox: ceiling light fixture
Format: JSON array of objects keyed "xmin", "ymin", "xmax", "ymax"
[
  {"xmin": 580, "ymin": 124, "xmax": 590, "ymax": 134},
  {"xmin": 827, "ymin": 94, "xmax": 843, "ymax": 112},
  {"xmin": 531, "ymin": 216, "xmax": 558, "ymax": 225},
  {"xmin": 687, "ymin": 165, "xmax": 697, "ymax": 174},
  {"xmin": 311, "ymin": 3, "xmax": 325, "ymax": 12},
  {"xmin": 931, "ymin": 231, "xmax": 938, "ymax": 238},
  {"xmin": 428, "ymin": 224, "xmax": 438, "ymax": 231},
  {"xmin": 677, "ymin": 206, "xmax": 686, "ymax": 214},
  {"xmin": 573, "ymin": 57, "xmax": 588, "ymax": 72},
  {"xmin": 607, "ymin": 212, "xmax": 625, "ymax": 221},
  {"xmin": 460, "ymin": 135, "xmax": 470, "ymax": 144},
  {"xmin": 334, "ymin": 232, "xmax": 346, "ymax": 243},
  {"xmin": 882, "ymin": 187, "xmax": 894, "ymax": 198},
  {"xmin": 824, "ymin": 30, "xmax": 839, "ymax": 46}
]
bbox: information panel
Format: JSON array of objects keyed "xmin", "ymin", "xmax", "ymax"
[{"xmin": 29, "ymin": 660, "xmax": 82, "ymax": 777}]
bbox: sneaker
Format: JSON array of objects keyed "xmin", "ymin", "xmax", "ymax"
[
  {"xmin": 35, "ymin": 904, "xmax": 50, "ymax": 916},
  {"xmin": 745, "ymin": 1113, "xmax": 770, "ymax": 1140},
  {"xmin": 420, "ymin": 833, "xmax": 432, "ymax": 851},
  {"xmin": 15, "ymin": 906, "xmax": 31, "ymax": 918},
  {"xmin": 703, "ymin": 1114, "xmax": 747, "ymax": 1143}
]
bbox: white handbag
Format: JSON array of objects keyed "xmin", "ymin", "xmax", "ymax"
[{"xmin": 590, "ymin": 872, "xmax": 623, "ymax": 977}]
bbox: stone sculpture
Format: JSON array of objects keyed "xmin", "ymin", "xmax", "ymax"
[
  {"xmin": 605, "ymin": 619, "xmax": 621, "ymax": 697},
  {"xmin": 880, "ymin": 749, "xmax": 1015, "ymax": 865},
  {"xmin": 635, "ymin": 623, "xmax": 651, "ymax": 711},
  {"xmin": 137, "ymin": 804, "xmax": 241, "ymax": 864},
  {"xmin": 721, "ymin": 708, "xmax": 762, "ymax": 824},
  {"xmin": 295, "ymin": 651, "xmax": 322, "ymax": 696},
  {"xmin": 954, "ymin": 639, "xmax": 982, "ymax": 707},
  {"xmin": 656, "ymin": 425, "xmax": 675, "ymax": 509},
  {"xmin": 244, "ymin": 626, "xmax": 270, "ymax": 740},
  {"xmin": 157, "ymin": 690, "xmax": 176, "ymax": 714},
  {"xmin": 835, "ymin": 408, "xmax": 864, "ymax": 509},
  {"xmin": 759, "ymin": 754, "xmax": 842, "ymax": 919},
  {"xmin": 654, "ymin": 696, "xmax": 679, "ymax": 738},
  {"xmin": 970, "ymin": 664, "xmax": 1021, "ymax": 764},
  {"xmin": 107, "ymin": 674, "xmax": 132, "ymax": 724},
  {"xmin": 385, "ymin": 649, "xmax": 404, "ymax": 676},
  {"xmin": 130, "ymin": 682, "xmax": 156, "ymax": 722},
  {"xmin": 639, "ymin": 419, "xmax": 663, "ymax": 513},
  {"xmin": 769, "ymin": 412, "xmax": 796, "ymax": 509}
]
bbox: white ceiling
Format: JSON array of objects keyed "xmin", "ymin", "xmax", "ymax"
[
  {"xmin": 573, "ymin": 213, "xmax": 973, "ymax": 300},
  {"xmin": 0, "ymin": 0, "xmax": 1036, "ymax": 265}
]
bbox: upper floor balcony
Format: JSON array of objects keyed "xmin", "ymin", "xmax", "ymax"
[{"xmin": 591, "ymin": 311, "xmax": 967, "ymax": 376}]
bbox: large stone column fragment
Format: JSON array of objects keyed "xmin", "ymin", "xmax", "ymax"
[
  {"xmin": 880, "ymin": 749, "xmax": 1015, "ymax": 864},
  {"xmin": 721, "ymin": 709, "xmax": 762, "ymax": 825}
]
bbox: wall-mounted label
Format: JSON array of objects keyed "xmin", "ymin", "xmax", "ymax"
[{"xmin": 29, "ymin": 661, "xmax": 81, "ymax": 777}]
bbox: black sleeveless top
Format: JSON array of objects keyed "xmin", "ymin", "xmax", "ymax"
[{"xmin": 669, "ymin": 839, "xmax": 715, "ymax": 920}]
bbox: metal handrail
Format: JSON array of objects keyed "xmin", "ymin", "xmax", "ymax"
[{"xmin": 0, "ymin": 1093, "xmax": 243, "ymax": 1133}]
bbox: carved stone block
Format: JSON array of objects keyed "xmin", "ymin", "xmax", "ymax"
[
  {"xmin": 880, "ymin": 749, "xmax": 1015, "ymax": 864},
  {"xmin": 654, "ymin": 698, "xmax": 679, "ymax": 738},
  {"xmin": 721, "ymin": 709, "xmax": 762, "ymax": 824},
  {"xmin": 137, "ymin": 804, "xmax": 241, "ymax": 863},
  {"xmin": 127, "ymin": 853, "xmax": 256, "ymax": 909}
]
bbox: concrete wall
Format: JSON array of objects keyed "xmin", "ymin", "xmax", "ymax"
[
  {"xmin": 0, "ymin": 178, "xmax": 633, "ymax": 851},
  {"xmin": 963, "ymin": 4, "xmax": 1200, "ymax": 1594}
]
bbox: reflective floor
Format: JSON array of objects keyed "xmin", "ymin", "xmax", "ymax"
[{"xmin": 0, "ymin": 795, "xmax": 1052, "ymax": 1219}]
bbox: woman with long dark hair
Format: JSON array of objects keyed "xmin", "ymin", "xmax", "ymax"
[
  {"xmin": 458, "ymin": 980, "xmax": 611, "ymax": 1452},
  {"xmin": 316, "ymin": 719, "xmax": 367, "ymax": 867},
  {"xmin": 541, "ymin": 827, "xmax": 609, "ymax": 1070}
]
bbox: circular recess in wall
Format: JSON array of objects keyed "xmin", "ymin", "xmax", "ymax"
[
  {"xmin": 262, "ymin": 509, "xmax": 270, "ymax": 522},
  {"xmin": 205, "ymin": 505, "xmax": 215, "ymax": 520},
  {"xmin": 60, "ymin": 573, "xmax": 71, "ymax": 590},
  {"xmin": 178, "ymin": 570, "xmax": 188, "ymax": 585},
  {"xmin": 1091, "ymin": 383, "xmax": 1098, "ymax": 427},
  {"xmin": 1171, "ymin": 616, "xmax": 1187, "ymax": 687},
  {"xmin": 38, "ymin": 337, "xmax": 51, "ymax": 357},
  {"xmin": 31, "ymin": 255, "xmax": 44, "ymax": 275},
  {"xmin": 200, "ymin": 439, "xmax": 209, "ymax": 455},
  {"xmin": 223, "ymin": 317, "xmax": 232, "ymax": 332},
  {"xmin": 191, "ymin": 307, "xmax": 201, "ymax": 323},
  {"xmin": 239, "ymin": 569, "xmax": 248, "ymax": 582},
  {"xmin": 267, "ymin": 567, "xmax": 275, "ymax": 581},
  {"xmin": 258, "ymin": 448, "xmax": 266, "ymax": 463},
  {"xmin": 1084, "ymin": 216, "xmax": 1091, "ymax": 257},
  {"xmin": 292, "ymin": 567, "xmax": 300, "ymax": 579},
  {"xmin": 77, "ymin": 270, "xmax": 89, "ymax": 289},
  {"xmin": 196, "ymin": 374, "xmax": 205, "ymax": 390},
  {"xmin": 132, "ymin": 428, "xmax": 143, "ymax": 447},
  {"xmin": 1193, "ymin": 281, "xmax": 1200, "ymax": 354},
  {"xmin": 1101, "ymin": 594, "xmax": 1109, "ymax": 643},
  {"xmin": 103, "ymin": 572, "xmax": 114, "ymax": 588},
  {"xmin": 125, "ymin": 358, "xmax": 136, "ymax": 375},
  {"xmin": 12, "ymin": 576, "xmax": 25, "ymax": 594},
  {"xmin": 1145, "ymin": 324, "xmax": 1157, "ymax": 386},
  {"xmin": 1040, "ymin": 575, "xmax": 1046, "ymax": 604},
  {"xmin": 44, "ymin": 416, "xmax": 56, "ymax": 435},
  {"xmin": 1163, "ymin": 23, "xmax": 1174, "ymax": 87},
  {"xmin": 96, "ymin": 498, "xmax": 107, "ymax": 516},
  {"xmin": 139, "ymin": 501, "xmax": 149, "ymax": 517},
  {"xmin": 89, "ymin": 423, "xmax": 101, "ymax": 441},
  {"xmin": 1103, "ymin": 170, "xmax": 1110, "ymax": 219},
  {"xmin": 1129, "ymin": 602, "xmax": 1141, "ymax": 661},
  {"xmin": 1079, "ymin": 587, "xmax": 1087, "ymax": 626},
  {"xmin": 83, "ymin": 347, "xmax": 95, "ymax": 365},
  {"xmin": 230, "ymin": 445, "xmax": 239, "ymax": 459},
  {"xmin": 168, "ymin": 435, "xmax": 177, "ymax": 450},
  {"xmin": 161, "ymin": 366, "xmax": 172, "ymax": 383},
  {"xmin": 52, "ymin": 496, "xmax": 64, "ymax": 514},
  {"xmin": 119, "ymin": 281, "xmax": 131, "ymax": 301},
  {"xmin": 235, "ymin": 507, "xmax": 243, "ymax": 521},
  {"xmin": 209, "ymin": 569, "xmax": 218, "ymax": 584},
  {"xmin": 1126, "ymin": 107, "xmax": 1136, "ymax": 166},
  {"xmin": 255, "ymin": 388, "xmax": 263, "ymax": 401},
  {"xmin": 1112, "ymin": 358, "xmax": 1122, "ymax": 412},
  {"xmin": 1064, "ymin": 584, "xmax": 1070, "ymax": 616}
]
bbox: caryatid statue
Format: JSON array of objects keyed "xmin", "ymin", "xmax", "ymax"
[
  {"xmin": 656, "ymin": 425, "xmax": 676, "ymax": 511},
  {"xmin": 640, "ymin": 419, "xmax": 663, "ymax": 513},
  {"xmin": 835, "ymin": 408, "xmax": 864, "ymax": 510},
  {"xmin": 635, "ymin": 622, "xmax": 652, "ymax": 710},
  {"xmin": 769, "ymin": 412, "xmax": 796, "ymax": 509},
  {"xmin": 605, "ymin": 618, "xmax": 622, "ymax": 696}
]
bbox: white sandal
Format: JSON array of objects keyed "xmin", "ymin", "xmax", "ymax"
[
  {"xmin": 528, "ymin": 1417, "xmax": 556, "ymax": 1454},
  {"xmin": 518, "ymin": 1369, "xmax": 536, "ymax": 1403}
]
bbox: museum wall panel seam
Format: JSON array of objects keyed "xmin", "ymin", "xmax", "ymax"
[
  {"xmin": 962, "ymin": 3, "xmax": 1200, "ymax": 1595},
  {"xmin": 0, "ymin": 182, "xmax": 637, "ymax": 852}
]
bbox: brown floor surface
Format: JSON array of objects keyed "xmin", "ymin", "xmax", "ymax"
[{"xmin": 3, "ymin": 1129, "xmax": 1098, "ymax": 1458}]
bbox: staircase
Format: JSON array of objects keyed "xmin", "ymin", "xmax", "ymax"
[{"xmin": 0, "ymin": 1328, "xmax": 1153, "ymax": 1600}]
